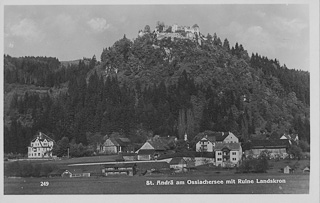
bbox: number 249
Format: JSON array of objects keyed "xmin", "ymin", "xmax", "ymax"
[{"xmin": 40, "ymin": 181, "xmax": 49, "ymax": 186}]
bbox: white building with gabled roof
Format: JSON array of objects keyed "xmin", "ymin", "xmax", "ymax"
[{"xmin": 28, "ymin": 132, "xmax": 55, "ymax": 159}]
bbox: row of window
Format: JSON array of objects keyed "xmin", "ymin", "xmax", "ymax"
[
  {"xmin": 29, "ymin": 153, "xmax": 41, "ymax": 156},
  {"xmin": 31, "ymin": 142, "xmax": 52, "ymax": 147},
  {"xmin": 217, "ymin": 152, "xmax": 237, "ymax": 155},
  {"xmin": 217, "ymin": 158, "xmax": 237, "ymax": 161}
]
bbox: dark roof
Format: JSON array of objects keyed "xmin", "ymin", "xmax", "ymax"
[
  {"xmin": 249, "ymin": 139, "xmax": 290, "ymax": 149},
  {"xmin": 116, "ymin": 138, "xmax": 131, "ymax": 146},
  {"xmin": 195, "ymin": 152, "xmax": 215, "ymax": 158},
  {"xmin": 136, "ymin": 161, "xmax": 170, "ymax": 170},
  {"xmin": 199, "ymin": 136, "xmax": 216, "ymax": 142},
  {"xmin": 68, "ymin": 168, "xmax": 85, "ymax": 174},
  {"xmin": 148, "ymin": 140, "xmax": 167, "ymax": 151},
  {"xmin": 103, "ymin": 163, "xmax": 136, "ymax": 168},
  {"xmin": 31, "ymin": 132, "xmax": 55, "ymax": 143},
  {"xmin": 121, "ymin": 153, "xmax": 137, "ymax": 156},
  {"xmin": 138, "ymin": 149, "xmax": 155, "ymax": 155},
  {"xmin": 214, "ymin": 143, "xmax": 241, "ymax": 151},
  {"xmin": 147, "ymin": 135, "xmax": 176, "ymax": 150},
  {"xmin": 199, "ymin": 132, "xmax": 234, "ymax": 142},
  {"xmin": 158, "ymin": 151, "xmax": 196, "ymax": 159},
  {"xmin": 169, "ymin": 157, "xmax": 186, "ymax": 165},
  {"xmin": 214, "ymin": 132, "xmax": 230, "ymax": 142},
  {"xmin": 109, "ymin": 137, "xmax": 132, "ymax": 147},
  {"xmin": 49, "ymin": 168, "xmax": 68, "ymax": 175}
]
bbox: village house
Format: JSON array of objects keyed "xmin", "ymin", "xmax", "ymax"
[
  {"xmin": 98, "ymin": 137, "xmax": 134, "ymax": 154},
  {"xmin": 303, "ymin": 167, "xmax": 310, "ymax": 173},
  {"xmin": 215, "ymin": 142, "xmax": 242, "ymax": 167},
  {"xmin": 244, "ymin": 139, "xmax": 290, "ymax": 159},
  {"xmin": 280, "ymin": 133, "xmax": 299, "ymax": 145},
  {"xmin": 136, "ymin": 135, "xmax": 177, "ymax": 160},
  {"xmin": 102, "ymin": 163, "xmax": 137, "ymax": 176},
  {"xmin": 169, "ymin": 157, "xmax": 187, "ymax": 172},
  {"xmin": 283, "ymin": 165, "xmax": 294, "ymax": 174},
  {"xmin": 49, "ymin": 168, "xmax": 69, "ymax": 178},
  {"xmin": 195, "ymin": 132, "xmax": 239, "ymax": 152},
  {"xmin": 136, "ymin": 161, "xmax": 170, "ymax": 175},
  {"xmin": 68, "ymin": 168, "xmax": 91, "ymax": 177},
  {"xmin": 137, "ymin": 149, "xmax": 156, "ymax": 161},
  {"xmin": 28, "ymin": 132, "xmax": 55, "ymax": 159},
  {"xmin": 196, "ymin": 136, "xmax": 215, "ymax": 152},
  {"xmin": 121, "ymin": 152, "xmax": 137, "ymax": 161},
  {"xmin": 49, "ymin": 168, "xmax": 91, "ymax": 178}
]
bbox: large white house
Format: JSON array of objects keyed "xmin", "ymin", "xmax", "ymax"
[
  {"xmin": 215, "ymin": 143, "xmax": 242, "ymax": 167},
  {"xmin": 28, "ymin": 132, "xmax": 55, "ymax": 159},
  {"xmin": 196, "ymin": 136, "xmax": 216, "ymax": 152}
]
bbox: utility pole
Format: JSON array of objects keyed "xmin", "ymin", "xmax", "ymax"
[{"xmin": 68, "ymin": 148, "xmax": 70, "ymax": 159}]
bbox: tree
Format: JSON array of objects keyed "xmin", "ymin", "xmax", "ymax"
[
  {"xmin": 288, "ymin": 145, "xmax": 303, "ymax": 159},
  {"xmin": 144, "ymin": 25, "xmax": 151, "ymax": 33},
  {"xmin": 175, "ymin": 140, "xmax": 188, "ymax": 152},
  {"xmin": 52, "ymin": 137, "xmax": 69, "ymax": 157},
  {"xmin": 223, "ymin": 38, "xmax": 230, "ymax": 50},
  {"xmin": 299, "ymin": 140, "xmax": 310, "ymax": 152},
  {"xmin": 254, "ymin": 151, "xmax": 269, "ymax": 172},
  {"xmin": 166, "ymin": 26, "xmax": 172, "ymax": 33}
]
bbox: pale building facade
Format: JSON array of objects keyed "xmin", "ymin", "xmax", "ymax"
[{"xmin": 28, "ymin": 132, "xmax": 54, "ymax": 159}]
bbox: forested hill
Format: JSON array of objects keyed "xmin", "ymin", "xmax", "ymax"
[{"xmin": 4, "ymin": 24, "xmax": 310, "ymax": 154}]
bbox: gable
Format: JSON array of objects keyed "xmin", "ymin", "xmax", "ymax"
[
  {"xmin": 280, "ymin": 135, "xmax": 288, "ymax": 140},
  {"xmin": 139, "ymin": 142, "xmax": 155, "ymax": 150},
  {"xmin": 223, "ymin": 132, "xmax": 239, "ymax": 143},
  {"xmin": 197, "ymin": 138, "xmax": 214, "ymax": 146},
  {"xmin": 104, "ymin": 139, "xmax": 117, "ymax": 147},
  {"xmin": 30, "ymin": 132, "xmax": 55, "ymax": 144}
]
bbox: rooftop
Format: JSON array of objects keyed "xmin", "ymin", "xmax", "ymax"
[
  {"xmin": 31, "ymin": 132, "xmax": 55, "ymax": 143},
  {"xmin": 214, "ymin": 142, "xmax": 241, "ymax": 151}
]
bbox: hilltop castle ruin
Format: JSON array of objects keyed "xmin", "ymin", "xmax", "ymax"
[{"xmin": 139, "ymin": 23, "xmax": 205, "ymax": 44}]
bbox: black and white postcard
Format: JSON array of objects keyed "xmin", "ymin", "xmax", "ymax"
[{"xmin": 1, "ymin": 0, "xmax": 319, "ymax": 203}]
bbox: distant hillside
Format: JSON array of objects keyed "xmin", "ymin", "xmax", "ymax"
[{"xmin": 61, "ymin": 58, "xmax": 91, "ymax": 68}]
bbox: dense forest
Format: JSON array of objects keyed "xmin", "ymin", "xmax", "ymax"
[{"xmin": 4, "ymin": 24, "xmax": 310, "ymax": 155}]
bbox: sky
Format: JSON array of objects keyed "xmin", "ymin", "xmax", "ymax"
[{"xmin": 3, "ymin": 4, "xmax": 310, "ymax": 71}]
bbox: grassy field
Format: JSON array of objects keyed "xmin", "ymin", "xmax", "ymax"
[
  {"xmin": 4, "ymin": 172, "xmax": 309, "ymax": 194},
  {"xmin": 42, "ymin": 155, "xmax": 121, "ymax": 165},
  {"xmin": 4, "ymin": 156, "xmax": 310, "ymax": 194}
]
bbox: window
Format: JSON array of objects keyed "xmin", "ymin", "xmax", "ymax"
[
  {"xmin": 217, "ymin": 152, "xmax": 222, "ymax": 155},
  {"xmin": 232, "ymin": 158, "xmax": 236, "ymax": 161},
  {"xmin": 232, "ymin": 152, "xmax": 236, "ymax": 155},
  {"xmin": 38, "ymin": 153, "xmax": 40, "ymax": 156},
  {"xmin": 217, "ymin": 158, "xmax": 222, "ymax": 161}
]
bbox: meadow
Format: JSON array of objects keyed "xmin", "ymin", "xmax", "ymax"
[{"xmin": 4, "ymin": 172, "xmax": 309, "ymax": 194}]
